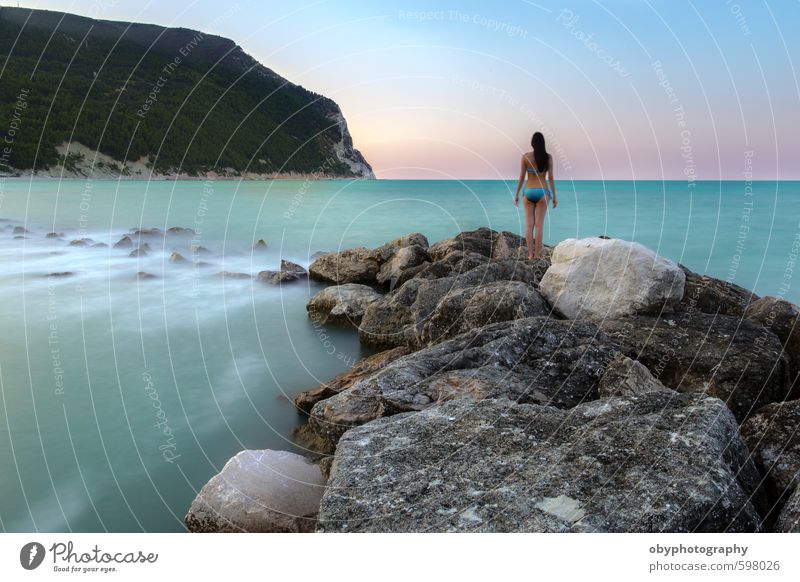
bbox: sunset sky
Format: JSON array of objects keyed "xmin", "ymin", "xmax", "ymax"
[{"xmin": 26, "ymin": 0, "xmax": 800, "ymax": 179}]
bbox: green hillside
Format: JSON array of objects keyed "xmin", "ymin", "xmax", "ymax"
[{"xmin": 0, "ymin": 7, "xmax": 373, "ymax": 177}]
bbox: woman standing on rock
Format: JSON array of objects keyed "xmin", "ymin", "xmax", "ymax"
[{"xmin": 514, "ymin": 132, "xmax": 557, "ymax": 260}]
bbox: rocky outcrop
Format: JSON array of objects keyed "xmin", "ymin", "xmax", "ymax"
[
  {"xmin": 306, "ymin": 284, "xmax": 382, "ymax": 327},
  {"xmin": 309, "ymin": 247, "xmax": 379, "ymax": 285},
  {"xmin": 776, "ymin": 487, "xmax": 800, "ymax": 532},
  {"xmin": 185, "ymin": 449, "xmax": 325, "ymax": 533},
  {"xmin": 308, "ymin": 317, "xmax": 617, "ymax": 452},
  {"xmin": 294, "ymin": 346, "xmax": 411, "ymax": 416},
  {"xmin": 679, "ymin": 266, "xmax": 758, "ymax": 316},
  {"xmin": 359, "ymin": 260, "xmax": 551, "ymax": 349},
  {"xmin": 600, "ymin": 313, "xmax": 791, "ymax": 422},
  {"xmin": 740, "ymin": 400, "xmax": 800, "ymax": 500},
  {"xmin": 540, "ymin": 238, "xmax": 685, "ymax": 321},
  {"xmin": 376, "ymin": 245, "xmax": 428, "ymax": 289},
  {"xmin": 597, "ymin": 354, "xmax": 672, "ymax": 398},
  {"xmin": 318, "ymin": 394, "xmax": 764, "ymax": 532},
  {"xmin": 745, "ymin": 296, "xmax": 800, "ymax": 380}
]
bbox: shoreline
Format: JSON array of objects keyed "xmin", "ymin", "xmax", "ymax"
[{"xmin": 184, "ymin": 227, "xmax": 800, "ymax": 533}]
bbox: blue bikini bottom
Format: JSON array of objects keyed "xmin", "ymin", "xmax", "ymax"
[{"xmin": 524, "ymin": 188, "xmax": 551, "ymax": 203}]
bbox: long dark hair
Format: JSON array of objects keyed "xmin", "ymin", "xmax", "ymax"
[{"xmin": 531, "ymin": 132, "xmax": 548, "ymax": 172}]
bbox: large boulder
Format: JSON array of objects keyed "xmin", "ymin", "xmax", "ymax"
[
  {"xmin": 317, "ymin": 394, "xmax": 764, "ymax": 532},
  {"xmin": 740, "ymin": 400, "xmax": 800, "ymax": 500},
  {"xmin": 600, "ymin": 313, "xmax": 791, "ymax": 422},
  {"xmin": 185, "ymin": 449, "xmax": 326, "ymax": 533},
  {"xmin": 392, "ymin": 250, "xmax": 490, "ymax": 287},
  {"xmin": 776, "ymin": 487, "xmax": 800, "ymax": 532},
  {"xmin": 309, "ymin": 317, "xmax": 617, "ymax": 451},
  {"xmin": 309, "ymin": 247, "xmax": 379, "ymax": 284},
  {"xmin": 306, "ymin": 284, "xmax": 383, "ymax": 327},
  {"xmin": 679, "ymin": 266, "xmax": 758, "ymax": 316},
  {"xmin": 372, "ymin": 232, "xmax": 429, "ymax": 262},
  {"xmin": 359, "ymin": 260, "xmax": 550, "ymax": 349},
  {"xmin": 540, "ymin": 237, "xmax": 685, "ymax": 321},
  {"xmin": 745, "ymin": 296, "xmax": 800, "ymax": 380}
]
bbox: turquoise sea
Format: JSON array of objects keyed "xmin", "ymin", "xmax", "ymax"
[{"xmin": 0, "ymin": 178, "xmax": 798, "ymax": 532}]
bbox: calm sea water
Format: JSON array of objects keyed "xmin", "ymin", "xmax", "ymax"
[{"xmin": 0, "ymin": 178, "xmax": 797, "ymax": 532}]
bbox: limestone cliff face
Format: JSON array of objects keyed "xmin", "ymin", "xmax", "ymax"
[{"xmin": 0, "ymin": 7, "xmax": 374, "ymax": 179}]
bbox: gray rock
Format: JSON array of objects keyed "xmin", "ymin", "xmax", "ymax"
[
  {"xmin": 376, "ymin": 244, "xmax": 428, "ymax": 289},
  {"xmin": 294, "ymin": 346, "xmax": 411, "ymax": 415},
  {"xmin": 307, "ymin": 283, "xmax": 382, "ymax": 327},
  {"xmin": 597, "ymin": 354, "xmax": 672, "ymax": 398},
  {"xmin": 678, "ymin": 266, "xmax": 758, "ymax": 316},
  {"xmin": 215, "ymin": 271, "xmax": 251, "ymax": 280},
  {"xmin": 372, "ymin": 232, "xmax": 429, "ymax": 262},
  {"xmin": 131, "ymin": 227, "xmax": 162, "ymax": 236},
  {"xmin": 359, "ymin": 261, "xmax": 551, "ymax": 349},
  {"xmin": 129, "ymin": 244, "xmax": 150, "ymax": 257},
  {"xmin": 45, "ymin": 232, "xmax": 63, "ymax": 239},
  {"xmin": 600, "ymin": 313, "xmax": 792, "ymax": 422},
  {"xmin": 280, "ymin": 259, "xmax": 308, "ymax": 278},
  {"xmin": 309, "ymin": 247, "xmax": 379, "ymax": 285},
  {"xmin": 740, "ymin": 400, "xmax": 800, "ymax": 499},
  {"xmin": 113, "ymin": 235, "xmax": 133, "ymax": 248},
  {"xmin": 427, "ymin": 227, "xmax": 495, "ymax": 261},
  {"xmin": 69, "ymin": 238, "xmax": 94, "ymax": 247},
  {"xmin": 745, "ymin": 296, "xmax": 800, "ymax": 381},
  {"xmin": 318, "ymin": 394, "xmax": 764, "ymax": 532},
  {"xmin": 257, "ymin": 270, "xmax": 301, "ymax": 284},
  {"xmin": 775, "ymin": 486, "xmax": 800, "ymax": 532},
  {"xmin": 185, "ymin": 449, "xmax": 326, "ymax": 533},
  {"xmin": 392, "ymin": 251, "xmax": 490, "ymax": 287},
  {"xmin": 167, "ymin": 226, "xmax": 195, "ymax": 235},
  {"xmin": 169, "ymin": 251, "xmax": 187, "ymax": 263},
  {"xmin": 310, "ymin": 317, "xmax": 617, "ymax": 451}
]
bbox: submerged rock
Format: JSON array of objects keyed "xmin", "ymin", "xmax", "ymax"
[
  {"xmin": 131, "ymin": 227, "xmax": 162, "ymax": 236},
  {"xmin": 136, "ymin": 271, "xmax": 157, "ymax": 280},
  {"xmin": 600, "ymin": 313, "xmax": 791, "ymax": 422},
  {"xmin": 318, "ymin": 394, "xmax": 764, "ymax": 532},
  {"xmin": 185, "ymin": 449, "xmax": 325, "ymax": 533},
  {"xmin": 307, "ymin": 284, "xmax": 382, "ymax": 327},
  {"xmin": 169, "ymin": 251, "xmax": 187, "ymax": 263},
  {"xmin": 359, "ymin": 260, "xmax": 550, "ymax": 349},
  {"xmin": 257, "ymin": 260, "xmax": 308, "ymax": 285},
  {"xmin": 280, "ymin": 260, "xmax": 308, "ymax": 278},
  {"xmin": 113, "ymin": 235, "xmax": 133, "ymax": 248},
  {"xmin": 190, "ymin": 243, "xmax": 211, "ymax": 255},
  {"xmin": 540, "ymin": 237, "xmax": 685, "ymax": 321},
  {"xmin": 215, "ymin": 271, "xmax": 251, "ymax": 280},
  {"xmin": 12, "ymin": 226, "xmax": 28, "ymax": 235},
  {"xmin": 167, "ymin": 226, "xmax": 195, "ymax": 235},
  {"xmin": 309, "ymin": 317, "xmax": 616, "ymax": 451},
  {"xmin": 46, "ymin": 272, "xmax": 75, "ymax": 278},
  {"xmin": 69, "ymin": 238, "xmax": 94, "ymax": 247},
  {"xmin": 129, "ymin": 243, "xmax": 150, "ymax": 257},
  {"xmin": 45, "ymin": 232, "xmax": 63, "ymax": 239},
  {"xmin": 253, "ymin": 239, "xmax": 268, "ymax": 249}
]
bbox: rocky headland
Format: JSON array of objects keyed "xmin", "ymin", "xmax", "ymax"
[{"xmin": 185, "ymin": 227, "xmax": 800, "ymax": 533}]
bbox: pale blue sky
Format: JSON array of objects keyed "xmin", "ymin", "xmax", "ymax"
[{"xmin": 20, "ymin": 0, "xmax": 800, "ymax": 179}]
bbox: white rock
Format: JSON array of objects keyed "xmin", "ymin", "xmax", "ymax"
[
  {"xmin": 184, "ymin": 449, "xmax": 326, "ymax": 532},
  {"xmin": 540, "ymin": 237, "xmax": 685, "ymax": 321}
]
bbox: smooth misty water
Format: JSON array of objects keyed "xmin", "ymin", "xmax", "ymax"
[{"xmin": 0, "ymin": 178, "xmax": 797, "ymax": 532}]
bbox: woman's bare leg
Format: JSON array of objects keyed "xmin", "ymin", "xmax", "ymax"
[
  {"xmin": 523, "ymin": 197, "xmax": 535, "ymax": 260},
  {"xmin": 532, "ymin": 197, "xmax": 548, "ymax": 259}
]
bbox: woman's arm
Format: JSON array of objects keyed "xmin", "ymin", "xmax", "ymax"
[
  {"xmin": 514, "ymin": 155, "xmax": 526, "ymax": 206},
  {"xmin": 548, "ymin": 155, "xmax": 557, "ymax": 208}
]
